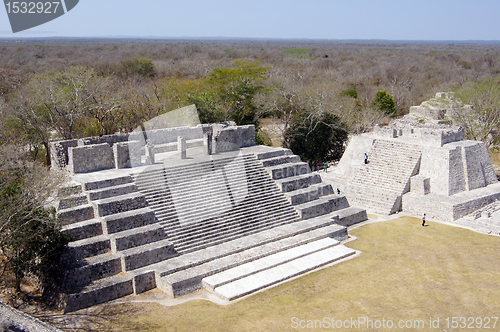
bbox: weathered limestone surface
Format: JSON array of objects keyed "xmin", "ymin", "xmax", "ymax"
[
  {"xmin": 325, "ymin": 93, "xmax": 499, "ymax": 220},
  {"xmin": 68, "ymin": 143, "xmax": 115, "ymax": 173},
  {"xmin": 0, "ymin": 301, "xmax": 62, "ymax": 332}
]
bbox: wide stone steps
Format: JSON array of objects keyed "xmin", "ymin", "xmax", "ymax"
[
  {"xmin": 260, "ymin": 155, "xmax": 301, "ymax": 167},
  {"xmin": 172, "ymin": 209, "xmax": 300, "ymax": 254},
  {"xmin": 94, "ymin": 192, "xmax": 148, "ymax": 217},
  {"xmin": 61, "ymin": 219, "xmax": 103, "ymax": 242},
  {"xmin": 143, "ymin": 216, "xmax": 347, "ymax": 297},
  {"xmin": 62, "ymin": 274, "xmax": 134, "ymax": 313},
  {"xmin": 348, "ymin": 194, "xmax": 399, "ymax": 215},
  {"xmin": 275, "ymin": 173, "xmax": 322, "ymax": 193},
  {"xmin": 108, "ymin": 223, "xmax": 165, "ymax": 252},
  {"xmin": 284, "ymin": 183, "xmax": 335, "ymax": 206},
  {"xmin": 62, "ymin": 252, "xmax": 122, "ymax": 290},
  {"xmin": 202, "ymin": 237, "xmax": 341, "ymax": 292},
  {"xmin": 134, "ymin": 164, "xmax": 264, "ymax": 188},
  {"xmin": 131, "ymin": 153, "xmax": 303, "ymax": 254},
  {"xmin": 57, "ymin": 204, "xmax": 95, "ymax": 225},
  {"xmin": 82, "ymin": 175, "xmax": 134, "ymax": 191},
  {"xmin": 61, "ymin": 235, "xmax": 111, "ymax": 265},
  {"xmin": 119, "ymin": 238, "xmax": 176, "ymax": 271},
  {"xmin": 158, "ymin": 184, "xmax": 284, "ymax": 230},
  {"xmin": 174, "ymin": 215, "xmax": 300, "ymax": 254},
  {"xmin": 140, "ymin": 175, "xmax": 276, "ymax": 210},
  {"xmin": 265, "ymin": 162, "xmax": 311, "ymax": 180},
  {"xmin": 205, "ymin": 244, "xmax": 356, "ymax": 301},
  {"xmin": 58, "ymin": 193, "xmax": 88, "ymax": 210},
  {"xmin": 101, "ymin": 207, "xmax": 157, "ymax": 234},
  {"xmin": 164, "ymin": 195, "xmax": 295, "ymax": 241},
  {"xmin": 294, "ymin": 195, "xmax": 350, "ymax": 220},
  {"xmin": 87, "ymin": 183, "xmax": 138, "ymax": 201},
  {"xmin": 345, "ymin": 139, "xmax": 421, "ymax": 214},
  {"xmin": 155, "ymin": 223, "xmax": 344, "ymax": 297}
]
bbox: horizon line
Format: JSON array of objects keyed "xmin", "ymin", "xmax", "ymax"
[{"xmin": 1, "ymin": 36, "xmax": 500, "ymax": 44}]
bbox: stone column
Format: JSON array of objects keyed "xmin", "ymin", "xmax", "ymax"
[
  {"xmin": 204, "ymin": 132, "xmax": 213, "ymax": 155},
  {"xmin": 178, "ymin": 136, "xmax": 187, "ymax": 159},
  {"xmin": 145, "ymin": 139, "xmax": 154, "ymax": 165}
]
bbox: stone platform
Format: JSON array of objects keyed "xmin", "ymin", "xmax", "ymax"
[
  {"xmin": 56, "ymin": 144, "xmax": 366, "ymax": 312},
  {"xmin": 324, "ymin": 93, "xmax": 499, "ymax": 220}
]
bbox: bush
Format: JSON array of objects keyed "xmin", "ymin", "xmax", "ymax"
[
  {"xmin": 374, "ymin": 90, "xmax": 397, "ymax": 116},
  {"xmin": 0, "ymin": 145, "xmax": 68, "ymax": 294},
  {"xmin": 255, "ymin": 129, "xmax": 272, "ymax": 146},
  {"xmin": 285, "ymin": 110, "xmax": 348, "ymax": 165}
]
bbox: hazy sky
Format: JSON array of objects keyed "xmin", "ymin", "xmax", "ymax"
[{"xmin": 1, "ymin": 0, "xmax": 499, "ymax": 40}]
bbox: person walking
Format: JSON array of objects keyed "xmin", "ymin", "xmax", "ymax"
[
  {"xmin": 324, "ymin": 162, "xmax": 328, "ymax": 172},
  {"xmin": 422, "ymin": 213, "xmax": 426, "ymax": 226},
  {"xmin": 364, "ymin": 153, "xmax": 368, "ymax": 164},
  {"xmin": 317, "ymin": 162, "xmax": 321, "ymax": 172}
]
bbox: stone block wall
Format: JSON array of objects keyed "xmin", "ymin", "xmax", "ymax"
[
  {"xmin": 213, "ymin": 125, "xmax": 255, "ymax": 153},
  {"xmin": 410, "ymin": 175, "xmax": 430, "ymax": 195},
  {"xmin": 68, "ymin": 143, "xmax": 115, "ymax": 173},
  {"xmin": 51, "ymin": 123, "xmax": 254, "ymax": 172},
  {"xmin": 49, "ymin": 139, "xmax": 78, "ymax": 169}
]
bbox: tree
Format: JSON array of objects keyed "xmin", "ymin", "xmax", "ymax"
[
  {"xmin": 374, "ymin": 90, "xmax": 397, "ymax": 116},
  {"xmin": 0, "ymin": 145, "xmax": 67, "ymax": 293},
  {"xmin": 204, "ymin": 60, "xmax": 269, "ymax": 126},
  {"xmin": 6, "ymin": 66, "xmax": 122, "ymax": 165},
  {"xmin": 285, "ymin": 110, "xmax": 348, "ymax": 165},
  {"xmin": 121, "ymin": 57, "xmax": 155, "ymax": 77},
  {"xmin": 452, "ymin": 77, "xmax": 500, "ymax": 148}
]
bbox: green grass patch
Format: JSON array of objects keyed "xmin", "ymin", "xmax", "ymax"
[
  {"xmin": 281, "ymin": 48, "xmax": 313, "ymax": 59},
  {"xmin": 58, "ymin": 217, "xmax": 500, "ymax": 331}
]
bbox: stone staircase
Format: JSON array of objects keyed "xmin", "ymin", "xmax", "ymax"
[
  {"xmin": 56, "ymin": 147, "xmax": 366, "ymax": 311},
  {"xmin": 57, "ymin": 176, "xmax": 176, "ymax": 313},
  {"xmin": 132, "ymin": 154, "xmax": 300, "ymax": 254},
  {"xmin": 259, "ymin": 149, "xmax": 368, "ymax": 226},
  {"xmin": 346, "ymin": 139, "xmax": 422, "ymax": 214}
]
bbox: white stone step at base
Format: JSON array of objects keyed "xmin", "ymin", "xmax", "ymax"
[
  {"xmin": 206, "ymin": 244, "xmax": 356, "ymax": 301},
  {"xmin": 159, "ymin": 225, "xmax": 344, "ymax": 297},
  {"xmin": 62, "ymin": 275, "xmax": 133, "ymax": 313},
  {"xmin": 202, "ymin": 237, "xmax": 340, "ymax": 292}
]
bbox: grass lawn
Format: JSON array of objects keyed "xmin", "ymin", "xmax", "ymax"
[{"xmin": 51, "ymin": 217, "xmax": 500, "ymax": 331}]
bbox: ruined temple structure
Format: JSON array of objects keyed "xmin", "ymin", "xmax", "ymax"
[
  {"xmin": 327, "ymin": 93, "xmax": 500, "ymax": 221},
  {"xmin": 51, "ymin": 120, "xmax": 367, "ymax": 312}
]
